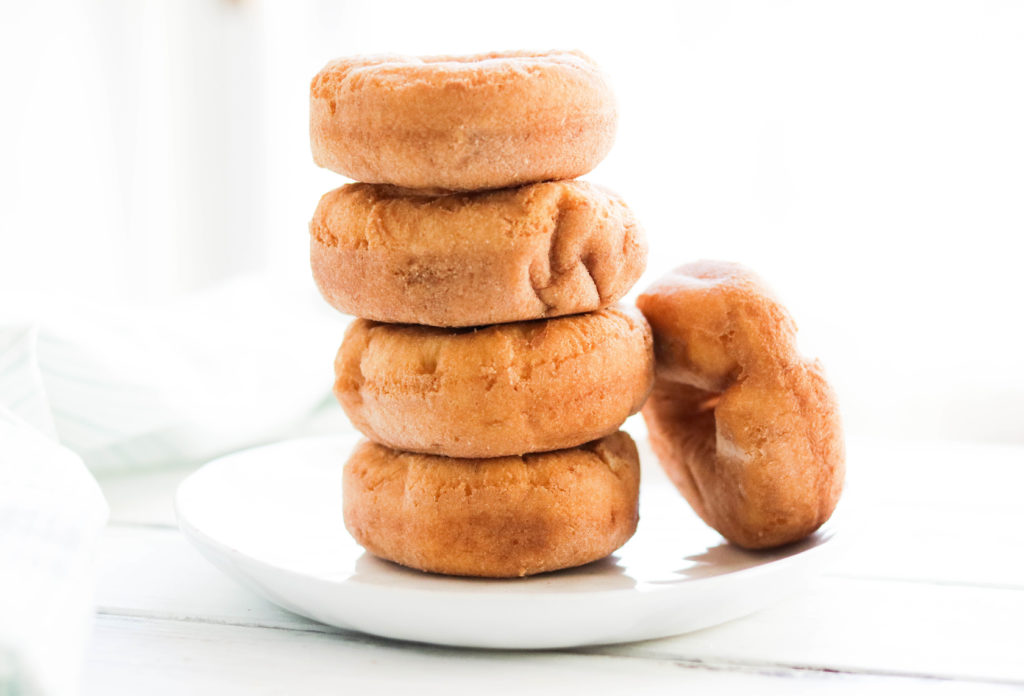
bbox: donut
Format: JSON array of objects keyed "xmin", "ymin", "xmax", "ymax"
[
  {"xmin": 636, "ymin": 261, "xmax": 844, "ymax": 549},
  {"xmin": 343, "ymin": 431, "xmax": 640, "ymax": 577},
  {"xmin": 335, "ymin": 307, "xmax": 654, "ymax": 458},
  {"xmin": 309, "ymin": 50, "xmax": 616, "ymax": 191},
  {"xmin": 310, "ymin": 181, "xmax": 646, "ymax": 327}
]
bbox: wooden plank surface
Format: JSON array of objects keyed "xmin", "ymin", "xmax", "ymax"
[
  {"xmin": 94, "ymin": 525, "xmax": 1024, "ymax": 685},
  {"xmin": 83, "ymin": 615, "xmax": 1019, "ymax": 696},
  {"xmin": 88, "ymin": 437, "xmax": 1024, "ymax": 692},
  {"xmin": 830, "ymin": 438, "xmax": 1024, "ymax": 588}
]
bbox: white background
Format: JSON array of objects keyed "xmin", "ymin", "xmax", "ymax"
[{"xmin": 1, "ymin": 0, "xmax": 1022, "ymax": 443}]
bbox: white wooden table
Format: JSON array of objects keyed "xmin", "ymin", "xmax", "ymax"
[{"xmin": 86, "ymin": 437, "xmax": 1024, "ymax": 694}]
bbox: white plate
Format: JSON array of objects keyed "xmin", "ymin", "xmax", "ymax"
[{"xmin": 176, "ymin": 434, "xmax": 838, "ymax": 649}]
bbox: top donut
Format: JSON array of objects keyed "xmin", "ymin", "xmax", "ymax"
[{"xmin": 310, "ymin": 50, "xmax": 617, "ymax": 191}]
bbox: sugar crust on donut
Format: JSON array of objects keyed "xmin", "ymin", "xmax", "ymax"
[
  {"xmin": 310, "ymin": 180, "xmax": 646, "ymax": 327},
  {"xmin": 334, "ymin": 306, "xmax": 654, "ymax": 458},
  {"xmin": 310, "ymin": 50, "xmax": 617, "ymax": 191}
]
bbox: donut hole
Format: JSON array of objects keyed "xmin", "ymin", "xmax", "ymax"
[
  {"xmin": 696, "ymin": 393, "xmax": 721, "ymax": 414},
  {"xmin": 648, "ymin": 380, "xmax": 720, "ymax": 476}
]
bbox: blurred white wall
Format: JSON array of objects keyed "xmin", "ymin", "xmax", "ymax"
[{"xmin": 1, "ymin": 0, "xmax": 1022, "ymax": 443}]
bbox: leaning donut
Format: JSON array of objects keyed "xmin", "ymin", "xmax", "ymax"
[{"xmin": 637, "ymin": 261, "xmax": 844, "ymax": 549}]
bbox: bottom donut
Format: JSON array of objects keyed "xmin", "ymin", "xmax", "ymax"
[{"xmin": 343, "ymin": 431, "xmax": 640, "ymax": 578}]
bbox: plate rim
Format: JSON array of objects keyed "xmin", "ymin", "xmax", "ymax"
[{"xmin": 175, "ymin": 434, "xmax": 840, "ymax": 602}]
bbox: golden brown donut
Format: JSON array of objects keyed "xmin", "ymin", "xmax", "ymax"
[
  {"xmin": 310, "ymin": 181, "xmax": 646, "ymax": 327},
  {"xmin": 335, "ymin": 306, "xmax": 654, "ymax": 458},
  {"xmin": 309, "ymin": 50, "xmax": 616, "ymax": 191},
  {"xmin": 637, "ymin": 261, "xmax": 844, "ymax": 549},
  {"xmin": 343, "ymin": 431, "xmax": 640, "ymax": 577}
]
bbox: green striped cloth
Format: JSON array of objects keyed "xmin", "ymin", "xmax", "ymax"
[{"xmin": 0, "ymin": 276, "xmax": 349, "ymax": 695}]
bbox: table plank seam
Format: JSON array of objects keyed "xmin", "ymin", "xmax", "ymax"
[
  {"xmin": 826, "ymin": 572, "xmax": 1024, "ymax": 592},
  {"xmin": 93, "ymin": 601, "xmax": 335, "ymax": 634},
  {"xmin": 567, "ymin": 651, "xmax": 1024, "ymax": 688},
  {"xmin": 108, "ymin": 520, "xmax": 179, "ymax": 531},
  {"xmin": 96, "ymin": 605, "xmax": 344, "ymax": 636}
]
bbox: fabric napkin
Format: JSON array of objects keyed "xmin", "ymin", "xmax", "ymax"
[
  {"xmin": 0, "ymin": 405, "xmax": 108, "ymax": 696},
  {"xmin": 0, "ymin": 276, "xmax": 351, "ymax": 472},
  {"xmin": 0, "ymin": 275, "xmax": 350, "ymax": 695}
]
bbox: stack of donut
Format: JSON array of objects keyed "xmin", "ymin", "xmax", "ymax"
[{"xmin": 308, "ymin": 51, "xmax": 655, "ymax": 577}]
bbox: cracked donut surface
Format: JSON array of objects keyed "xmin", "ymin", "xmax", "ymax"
[
  {"xmin": 311, "ymin": 180, "xmax": 646, "ymax": 327},
  {"xmin": 310, "ymin": 50, "xmax": 616, "ymax": 191},
  {"xmin": 334, "ymin": 306, "xmax": 654, "ymax": 458},
  {"xmin": 343, "ymin": 431, "xmax": 640, "ymax": 577},
  {"xmin": 637, "ymin": 261, "xmax": 844, "ymax": 549}
]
